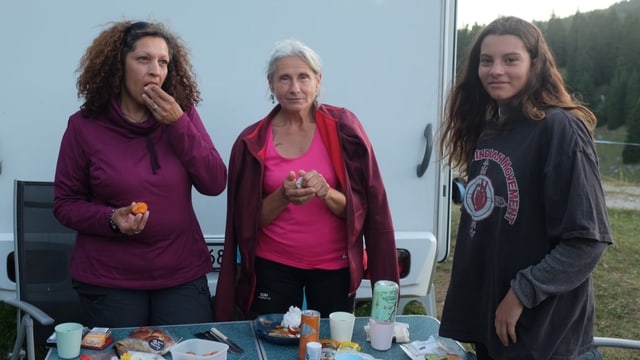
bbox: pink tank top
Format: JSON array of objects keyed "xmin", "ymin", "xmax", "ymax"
[{"xmin": 256, "ymin": 125, "xmax": 348, "ymax": 270}]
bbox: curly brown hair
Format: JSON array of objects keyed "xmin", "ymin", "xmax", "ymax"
[
  {"xmin": 76, "ymin": 20, "xmax": 201, "ymax": 118},
  {"xmin": 439, "ymin": 16, "xmax": 596, "ymax": 178}
]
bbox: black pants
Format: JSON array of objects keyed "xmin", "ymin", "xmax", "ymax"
[
  {"xmin": 474, "ymin": 342, "xmax": 493, "ymax": 360},
  {"xmin": 252, "ymin": 257, "xmax": 354, "ymax": 318},
  {"xmin": 73, "ymin": 275, "xmax": 213, "ymax": 327},
  {"xmin": 473, "ymin": 342, "xmax": 604, "ymax": 360}
]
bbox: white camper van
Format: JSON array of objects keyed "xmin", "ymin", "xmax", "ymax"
[{"xmin": 0, "ymin": 0, "xmax": 457, "ymax": 317}]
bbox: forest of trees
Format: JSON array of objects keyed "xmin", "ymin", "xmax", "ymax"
[{"xmin": 456, "ymin": 0, "xmax": 640, "ymax": 163}]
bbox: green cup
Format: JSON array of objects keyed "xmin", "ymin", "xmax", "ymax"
[{"xmin": 55, "ymin": 322, "xmax": 83, "ymax": 359}]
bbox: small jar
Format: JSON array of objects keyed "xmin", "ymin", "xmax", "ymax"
[{"xmin": 305, "ymin": 341, "xmax": 322, "ymax": 360}]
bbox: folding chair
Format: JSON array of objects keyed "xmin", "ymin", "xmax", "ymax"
[
  {"xmin": 2, "ymin": 180, "xmax": 82, "ymax": 360},
  {"xmin": 593, "ymin": 336, "xmax": 640, "ymax": 356}
]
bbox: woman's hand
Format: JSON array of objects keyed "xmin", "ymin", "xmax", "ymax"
[
  {"xmin": 142, "ymin": 85, "xmax": 183, "ymax": 124},
  {"xmin": 282, "ymin": 171, "xmax": 315, "ymax": 205},
  {"xmin": 494, "ymin": 287, "xmax": 523, "ymax": 347},
  {"xmin": 295, "ymin": 170, "xmax": 331, "ymax": 199},
  {"xmin": 295, "ymin": 170, "xmax": 346, "ymax": 217},
  {"xmin": 112, "ymin": 202, "xmax": 149, "ymax": 236}
]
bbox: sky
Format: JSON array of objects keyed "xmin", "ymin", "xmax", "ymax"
[{"xmin": 457, "ymin": 0, "xmax": 622, "ymax": 28}]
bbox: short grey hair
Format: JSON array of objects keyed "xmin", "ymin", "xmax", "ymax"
[{"xmin": 266, "ymin": 39, "xmax": 322, "ymax": 82}]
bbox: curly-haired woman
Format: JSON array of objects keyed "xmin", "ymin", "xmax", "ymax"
[{"xmin": 53, "ymin": 20, "xmax": 227, "ymax": 327}]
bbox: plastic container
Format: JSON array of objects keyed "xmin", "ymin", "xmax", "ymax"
[
  {"xmin": 306, "ymin": 341, "xmax": 321, "ymax": 360},
  {"xmin": 170, "ymin": 339, "xmax": 229, "ymax": 360}
]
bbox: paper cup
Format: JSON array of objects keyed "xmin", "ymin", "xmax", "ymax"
[
  {"xmin": 329, "ymin": 311, "xmax": 356, "ymax": 343},
  {"xmin": 368, "ymin": 318, "xmax": 394, "ymax": 351},
  {"xmin": 55, "ymin": 322, "xmax": 83, "ymax": 359}
]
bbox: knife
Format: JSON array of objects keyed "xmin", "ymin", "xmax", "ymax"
[{"xmin": 210, "ymin": 327, "xmax": 244, "ymax": 354}]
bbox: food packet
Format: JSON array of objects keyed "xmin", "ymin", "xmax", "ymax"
[{"xmin": 116, "ymin": 327, "xmax": 176, "ymax": 355}]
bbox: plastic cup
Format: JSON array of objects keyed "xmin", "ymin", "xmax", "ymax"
[
  {"xmin": 368, "ymin": 318, "xmax": 394, "ymax": 351},
  {"xmin": 55, "ymin": 322, "xmax": 83, "ymax": 359},
  {"xmin": 329, "ymin": 311, "xmax": 356, "ymax": 343}
]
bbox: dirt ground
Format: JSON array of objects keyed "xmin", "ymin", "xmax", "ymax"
[{"xmin": 602, "ymin": 182, "xmax": 640, "ymax": 210}]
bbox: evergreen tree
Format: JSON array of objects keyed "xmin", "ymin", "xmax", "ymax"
[
  {"xmin": 622, "ymin": 98, "xmax": 640, "ymax": 164},
  {"xmin": 603, "ymin": 68, "xmax": 629, "ymax": 129},
  {"xmin": 584, "ymin": 9, "xmax": 620, "ymax": 87},
  {"xmin": 544, "ymin": 15, "xmax": 567, "ymax": 68},
  {"xmin": 625, "ymin": 69, "xmax": 640, "ymax": 127},
  {"xmin": 565, "ymin": 13, "xmax": 598, "ymax": 105}
]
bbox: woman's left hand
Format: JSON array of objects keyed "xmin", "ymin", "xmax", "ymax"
[
  {"xmin": 142, "ymin": 85, "xmax": 184, "ymax": 124},
  {"xmin": 297, "ymin": 170, "xmax": 330, "ymax": 199},
  {"xmin": 494, "ymin": 288, "xmax": 523, "ymax": 347}
]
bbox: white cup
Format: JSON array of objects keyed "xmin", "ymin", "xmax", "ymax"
[
  {"xmin": 329, "ymin": 311, "xmax": 356, "ymax": 343},
  {"xmin": 55, "ymin": 322, "xmax": 83, "ymax": 359},
  {"xmin": 368, "ymin": 318, "xmax": 395, "ymax": 351}
]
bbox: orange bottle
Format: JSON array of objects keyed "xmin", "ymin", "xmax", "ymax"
[{"xmin": 298, "ymin": 309, "xmax": 320, "ymax": 360}]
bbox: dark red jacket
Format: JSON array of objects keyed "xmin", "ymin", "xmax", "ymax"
[{"xmin": 214, "ymin": 104, "xmax": 398, "ymax": 321}]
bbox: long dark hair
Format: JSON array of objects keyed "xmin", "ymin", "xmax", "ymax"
[{"xmin": 440, "ymin": 16, "xmax": 596, "ymax": 177}]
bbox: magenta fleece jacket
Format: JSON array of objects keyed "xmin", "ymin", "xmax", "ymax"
[
  {"xmin": 53, "ymin": 98, "xmax": 227, "ymax": 290},
  {"xmin": 214, "ymin": 104, "xmax": 399, "ymax": 321}
]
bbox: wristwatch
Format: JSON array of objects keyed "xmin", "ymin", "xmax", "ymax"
[{"xmin": 109, "ymin": 208, "xmax": 120, "ymax": 234}]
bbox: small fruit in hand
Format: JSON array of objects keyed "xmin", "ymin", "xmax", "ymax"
[{"xmin": 131, "ymin": 202, "xmax": 148, "ymax": 215}]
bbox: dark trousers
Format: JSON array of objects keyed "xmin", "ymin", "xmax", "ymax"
[
  {"xmin": 252, "ymin": 257, "xmax": 354, "ymax": 318},
  {"xmin": 474, "ymin": 342, "xmax": 493, "ymax": 360},
  {"xmin": 473, "ymin": 342, "xmax": 604, "ymax": 360},
  {"xmin": 73, "ymin": 275, "xmax": 213, "ymax": 327}
]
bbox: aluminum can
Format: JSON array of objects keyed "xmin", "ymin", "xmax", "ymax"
[
  {"xmin": 298, "ymin": 309, "xmax": 321, "ymax": 360},
  {"xmin": 370, "ymin": 280, "xmax": 399, "ymax": 323}
]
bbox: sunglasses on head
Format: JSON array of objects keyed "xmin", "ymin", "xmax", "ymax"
[{"xmin": 123, "ymin": 21, "xmax": 151, "ymax": 43}]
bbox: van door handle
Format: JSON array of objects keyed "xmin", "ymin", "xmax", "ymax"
[{"xmin": 416, "ymin": 123, "xmax": 433, "ymax": 177}]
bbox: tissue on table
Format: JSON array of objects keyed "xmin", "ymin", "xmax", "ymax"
[{"xmin": 281, "ymin": 306, "xmax": 302, "ymax": 329}]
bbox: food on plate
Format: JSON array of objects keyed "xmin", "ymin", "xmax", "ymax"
[
  {"xmin": 131, "ymin": 202, "xmax": 148, "ymax": 215},
  {"xmin": 267, "ymin": 324, "xmax": 300, "ymax": 338}
]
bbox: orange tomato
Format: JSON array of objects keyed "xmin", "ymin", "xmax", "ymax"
[{"xmin": 131, "ymin": 202, "xmax": 148, "ymax": 215}]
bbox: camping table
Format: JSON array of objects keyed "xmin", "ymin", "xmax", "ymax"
[{"xmin": 45, "ymin": 315, "xmax": 469, "ymax": 360}]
